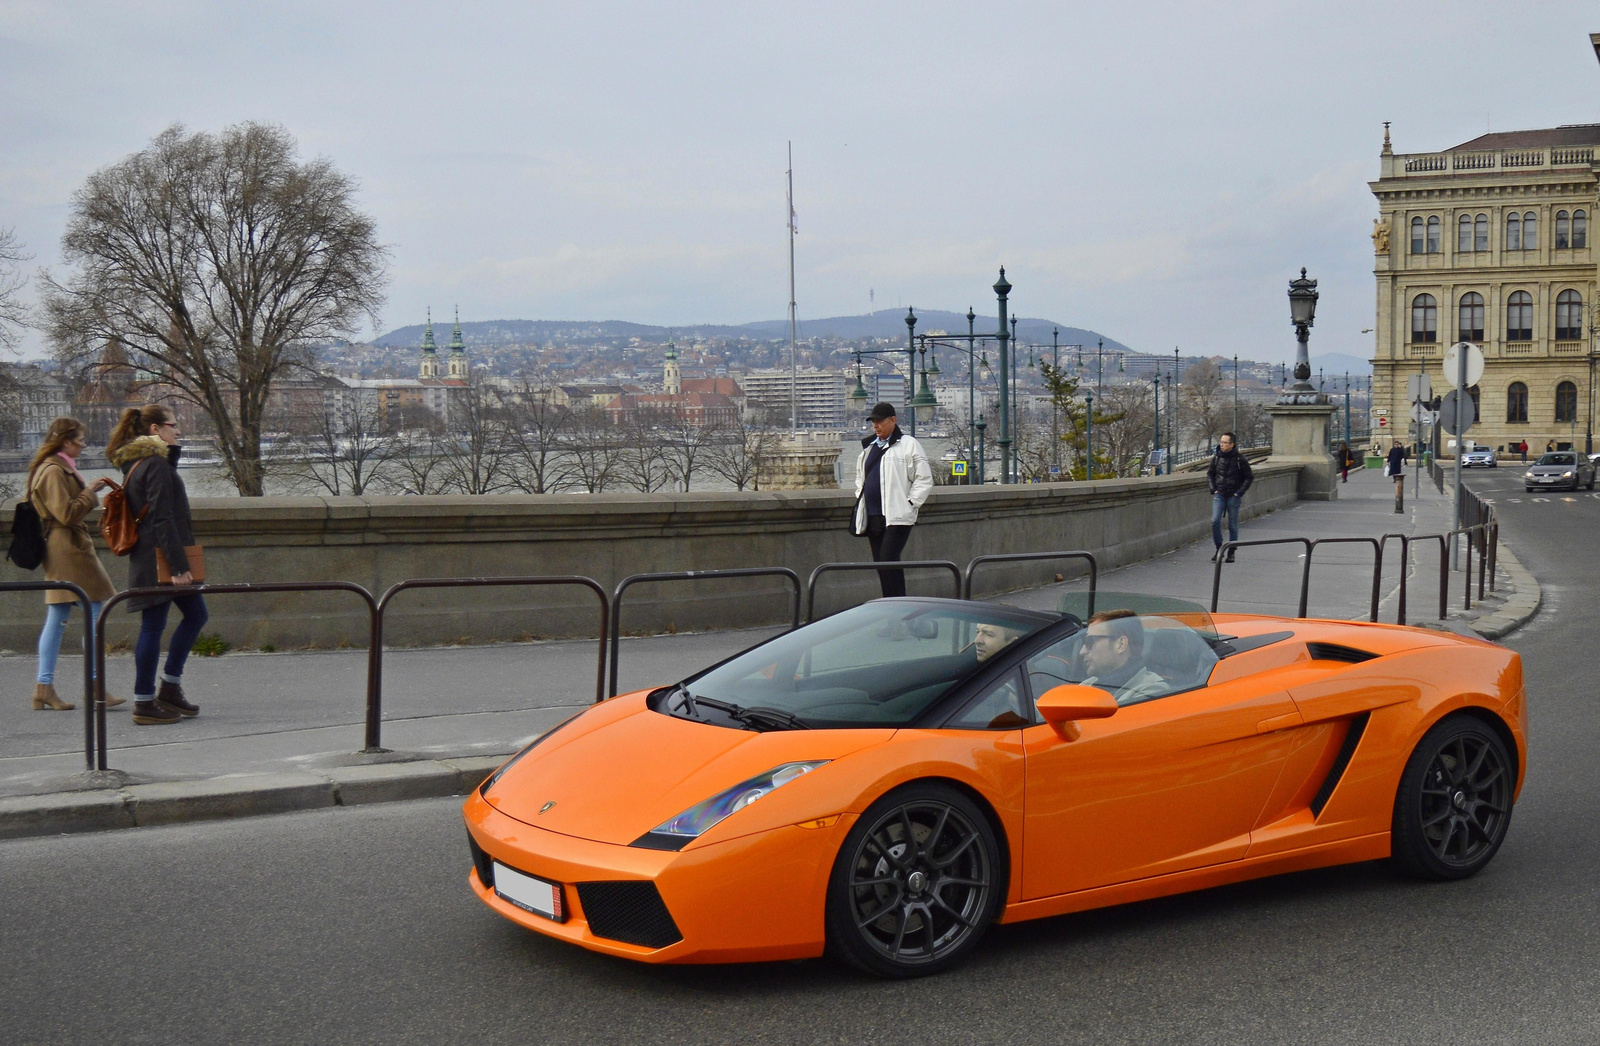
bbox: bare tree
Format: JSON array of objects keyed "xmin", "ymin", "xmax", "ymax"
[
  {"xmin": 276, "ymin": 387, "xmax": 393, "ymax": 496},
  {"xmin": 615, "ymin": 406, "xmax": 673, "ymax": 493},
  {"xmin": 1180, "ymin": 357, "xmax": 1228, "ymax": 455},
  {"xmin": 389, "ymin": 425, "xmax": 452, "ymax": 495},
  {"xmin": 704, "ymin": 416, "xmax": 781, "ymax": 490},
  {"xmin": 0, "ymin": 227, "xmax": 29, "ymax": 354},
  {"xmin": 661, "ymin": 407, "xmax": 723, "ymax": 491},
  {"xmin": 440, "ymin": 376, "xmax": 514, "ymax": 494},
  {"xmin": 503, "ymin": 371, "xmax": 573, "ymax": 493},
  {"xmin": 1097, "ymin": 383, "xmax": 1155, "ymax": 477},
  {"xmin": 561, "ymin": 406, "xmax": 622, "ymax": 493},
  {"xmin": 41, "ymin": 123, "xmax": 387, "ymax": 495}
]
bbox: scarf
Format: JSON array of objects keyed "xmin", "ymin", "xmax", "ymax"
[{"xmin": 56, "ymin": 450, "xmax": 89, "ymax": 487}]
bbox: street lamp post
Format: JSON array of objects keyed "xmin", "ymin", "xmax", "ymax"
[
  {"xmin": 1232, "ymin": 354, "xmax": 1239, "ymax": 434},
  {"xmin": 1278, "ymin": 268, "xmax": 1327, "ymax": 406},
  {"xmin": 904, "ymin": 308, "xmax": 918, "ymax": 435},
  {"xmin": 1051, "ymin": 327, "xmax": 1061, "ymax": 475},
  {"xmin": 1152, "ymin": 374, "xmax": 1162, "ymax": 474},
  {"xmin": 1171, "ymin": 348, "xmax": 1180, "ymax": 464},
  {"xmin": 975, "ymin": 415, "xmax": 987, "ymax": 485},
  {"xmin": 1085, "ymin": 391, "xmax": 1094, "ymax": 480},
  {"xmin": 967, "ymin": 308, "xmax": 978, "ymax": 463},
  {"xmin": 994, "ymin": 268, "xmax": 1013, "ymax": 484},
  {"xmin": 1010, "ymin": 315, "xmax": 1020, "ymax": 482},
  {"xmin": 1587, "ymin": 303, "xmax": 1599, "ymax": 455},
  {"xmin": 1344, "ymin": 371, "xmax": 1352, "ymax": 446}
]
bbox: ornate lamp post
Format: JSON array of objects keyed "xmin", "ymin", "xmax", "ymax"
[
  {"xmin": 1278, "ymin": 268, "xmax": 1328, "ymax": 405},
  {"xmin": 994, "ymin": 268, "xmax": 1013, "ymax": 484},
  {"xmin": 1152, "ymin": 373, "xmax": 1162, "ymax": 474},
  {"xmin": 975, "ymin": 415, "xmax": 987, "ymax": 484},
  {"xmin": 1085, "ymin": 390, "xmax": 1095, "ymax": 480},
  {"xmin": 1232, "ymin": 354, "xmax": 1239, "ymax": 434},
  {"xmin": 904, "ymin": 308, "xmax": 919, "ymax": 435},
  {"xmin": 1010, "ymin": 315, "xmax": 1020, "ymax": 482}
]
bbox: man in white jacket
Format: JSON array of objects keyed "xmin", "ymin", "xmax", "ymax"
[{"xmin": 853, "ymin": 402, "xmax": 935, "ymax": 597}]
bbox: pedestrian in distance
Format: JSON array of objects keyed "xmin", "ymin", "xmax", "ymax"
[
  {"xmin": 106, "ymin": 405, "xmax": 207, "ymax": 726},
  {"xmin": 1547, "ymin": 440, "xmax": 1555, "ymax": 454},
  {"xmin": 1207, "ymin": 432, "xmax": 1253, "ymax": 563},
  {"xmin": 1338, "ymin": 441, "xmax": 1353, "ymax": 483},
  {"xmin": 1519, "ymin": 440, "xmax": 1528, "ymax": 463},
  {"xmin": 1386, "ymin": 439, "xmax": 1408, "ymax": 514},
  {"xmin": 26, "ymin": 417, "xmax": 121, "ymax": 712},
  {"xmin": 852, "ymin": 402, "xmax": 934, "ymax": 598}
]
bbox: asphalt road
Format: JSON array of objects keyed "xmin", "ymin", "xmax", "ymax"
[{"xmin": 3, "ymin": 471, "xmax": 1598, "ymax": 1045}]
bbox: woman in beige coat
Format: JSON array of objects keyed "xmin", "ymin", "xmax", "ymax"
[{"xmin": 28, "ymin": 417, "xmax": 119, "ymax": 711}]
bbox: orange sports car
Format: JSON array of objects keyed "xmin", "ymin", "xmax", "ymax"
[{"xmin": 463, "ymin": 595, "xmax": 1526, "ymax": 977}]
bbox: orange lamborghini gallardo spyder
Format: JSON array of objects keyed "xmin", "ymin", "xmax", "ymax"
[{"xmin": 464, "ymin": 596, "xmax": 1526, "ymax": 977}]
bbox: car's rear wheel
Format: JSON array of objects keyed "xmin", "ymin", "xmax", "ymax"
[
  {"xmin": 1392, "ymin": 715, "xmax": 1514, "ymax": 881},
  {"xmin": 825, "ymin": 782, "xmax": 1002, "ymax": 977}
]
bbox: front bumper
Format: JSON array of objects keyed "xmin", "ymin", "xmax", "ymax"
[{"xmin": 462, "ymin": 790, "xmax": 853, "ymax": 964}]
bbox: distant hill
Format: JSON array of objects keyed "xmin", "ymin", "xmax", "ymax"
[
  {"xmin": 1309, "ymin": 352, "xmax": 1373, "ymax": 377},
  {"xmin": 375, "ymin": 310, "xmax": 1131, "ymax": 354}
]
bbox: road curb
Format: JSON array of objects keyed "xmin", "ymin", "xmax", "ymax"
[
  {"xmin": 0, "ymin": 753, "xmax": 509, "ymax": 842},
  {"xmin": 1468, "ymin": 539, "xmax": 1541, "ymax": 640}
]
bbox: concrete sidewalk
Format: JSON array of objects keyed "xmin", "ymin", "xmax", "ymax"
[{"xmin": 0, "ymin": 467, "xmax": 1538, "ymax": 838}]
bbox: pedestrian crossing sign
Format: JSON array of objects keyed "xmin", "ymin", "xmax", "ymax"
[{"xmin": 951, "ymin": 460, "xmax": 968, "ymax": 476}]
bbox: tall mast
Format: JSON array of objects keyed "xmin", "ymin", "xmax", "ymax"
[{"xmin": 787, "ymin": 142, "xmax": 798, "ymax": 434}]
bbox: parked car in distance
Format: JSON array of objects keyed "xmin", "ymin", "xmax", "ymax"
[
  {"xmin": 1462, "ymin": 447, "xmax": 1497, "ymax": 468},
  {"xmin": 1524, "ymin": 451, "xmax": 1596, "ymax": 491}
]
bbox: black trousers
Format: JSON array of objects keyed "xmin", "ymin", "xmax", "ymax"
[{"xmin": 864, "ymin": 515, "xmax": 912, "ymax": 597}]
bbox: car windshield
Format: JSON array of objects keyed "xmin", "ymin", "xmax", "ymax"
[{"xmin": 667, "ymin": 601, "xmax": 1053, "ymax": 729}]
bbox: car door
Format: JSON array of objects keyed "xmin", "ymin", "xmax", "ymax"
[{"xmin": 1020, "ymin": 633, "xmax": 1304, "ymax": 900}]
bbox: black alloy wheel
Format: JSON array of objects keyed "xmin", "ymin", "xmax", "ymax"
[
  {"xmin": 1392, "ymin": 716, "xmax": 1514, "ymax": 881},
  {"xmin": 825, "ymin": 783, "xmax": 1002, "ymax": 977}
]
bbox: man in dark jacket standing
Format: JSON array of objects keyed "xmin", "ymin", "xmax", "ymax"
[{"xmin": 1207, "ymin": 433, "xmax": 1253, "ymax": 562}]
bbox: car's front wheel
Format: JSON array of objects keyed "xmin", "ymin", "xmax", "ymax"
[
  {"xmin": 1392, "ymin": 715, "xmax": 1514, "ymax": 881},
  {"xmin": 825, "ymin": 782, "xmax": 1003, "ymax": 977}
]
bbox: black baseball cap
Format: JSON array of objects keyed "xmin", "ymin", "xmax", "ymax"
[{"xmin": 868, "ymin": 402, "xmax": 896, "ymax": 422}]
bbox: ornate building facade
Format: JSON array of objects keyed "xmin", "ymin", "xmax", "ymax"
[{"xmin": 1371, "ymin": 48, "xmax": 1600, "ymax": 453}]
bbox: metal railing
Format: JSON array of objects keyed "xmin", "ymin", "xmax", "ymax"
[
  {"xmin": 608, "ymin": 568, "xmax": 801, "ymax": 697},
  {"xmin": 93, "ymin": 582, "xmax": 380, "ymax": 771},
  {"xmin": 1210, "ymin": 538, "xmax": 1313, "ymax": 617},
  {"xmin": 804, "ymin": 559, "xmax": 961, "ymax": 623},
  {"xmin": 962, "ymin": 551, "xmax": 1098, "ymax": 614},
  {"xmin": 375, "ymin": 576, "xmax": 610, "ymax": 746},
  {"xmin": 1, "ymin": 580, "xmax": 96, "ymax": 770}
]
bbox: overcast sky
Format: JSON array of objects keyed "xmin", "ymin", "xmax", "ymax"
[{"xmin": 2, "ymin": 1, "xmax": 1598, "ymax": 365}]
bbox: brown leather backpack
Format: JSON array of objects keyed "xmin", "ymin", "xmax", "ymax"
[{"xmin": 100, "ymin": 458, "xmax": 152, "ymax": 556}]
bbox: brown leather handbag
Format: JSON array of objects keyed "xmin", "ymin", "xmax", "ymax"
[{"xmin": 155, "ymin": 546, "xmax": 205, "ymax": 585}]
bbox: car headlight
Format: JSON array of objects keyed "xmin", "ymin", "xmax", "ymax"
[
  {"xmin": 1564, "ymin": 471, "xmax": 1575, "ymax": 478},
  {"xmin": 1526, "ymin": 471, "xmax": 1536, "ymax": 479},
  {"xmin": 633, "ymin": 761, "xmax": 828, "ymax": 850}
]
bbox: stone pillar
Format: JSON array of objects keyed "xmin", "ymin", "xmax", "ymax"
[
  {"xmin": 759, "ymin": 431, "xmax": 845, "ymax": 490},
  {"xmin": 1268, "ymin": 402, "xmax": 1340, "ymax": 501}
]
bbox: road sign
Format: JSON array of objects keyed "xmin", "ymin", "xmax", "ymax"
[
  {"xmin": 1371, "ymin": 407, "xmax": 1390, "ymax": 417},
  {"xmin": 1442, "ymin": 342, "xmax": 1484, "ymax": 389},
  {"xmin": 951, "ymin": 460, "xmax": 968, "ymax": 477},
  {"xmin": 1439, "ymin": 389, "xmax": 1477, "ymax": 436},
  {"xmin": 1377, "ymin": 416, "xmax": 1388, "ymax": 428},
  {"xmin": 1411, "ymin": 404, "xmax": 1438, "ymax": 424},
  {"xmin": 1407, "ymin": 373, "xmax": 1433, "ymax": 404}
]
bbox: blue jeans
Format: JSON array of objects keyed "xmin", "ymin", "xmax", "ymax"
[
  {"xmin": 134, "ymin": 593, "xmax": 208, "ymax": 699},
  {"xmin": 37, "ymin": 601, "xmax": 103, "ymax": 685},
  {"xmin": 1211, "ymin": 493, "xmax": 1242, "ymax": 549}
]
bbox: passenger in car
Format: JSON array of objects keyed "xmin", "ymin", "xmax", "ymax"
[
  {"xmin": 1080, "ymin": 610, "xmax": 1167, "ymax": 706},
  {"xmin": 974, "ymin": 622, "xmax": 1022, "ymax": 662}
]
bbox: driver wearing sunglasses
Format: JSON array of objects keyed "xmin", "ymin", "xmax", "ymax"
[{"xmin": 1080, "ymin": 609, "xmax": 1166, "ymax": 706}]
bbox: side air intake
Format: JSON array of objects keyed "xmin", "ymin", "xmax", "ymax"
[
  {"xmin": 1310, "ymin": 713, "xmax": 1370, "ymax": 818},
  {"xmin": 1306, "ymin": 642, "xmax": 1378, "ymax": 665}
]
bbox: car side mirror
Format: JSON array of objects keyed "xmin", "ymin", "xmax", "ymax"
[{"xmin": 1036, "ymin": 684, "xmax": 1118, "ymax": 742}]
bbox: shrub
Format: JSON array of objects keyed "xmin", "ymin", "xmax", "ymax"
[{"xmin": 191, "ymin": 632, "xmax": 232, "ymax": 657}]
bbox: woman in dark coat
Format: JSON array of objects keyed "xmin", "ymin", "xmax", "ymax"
[{"xmin": 105, "ymin": 405, "xmax": 208, "ymax": 726}]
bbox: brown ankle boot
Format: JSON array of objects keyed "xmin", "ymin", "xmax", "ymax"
[
  {"xmin": 31, "ymin": 683, "xmax": 75, "ymax": 711},
  {"xmin": 101, "ymin": 692, "xmax": 126, "ymax": 709}
]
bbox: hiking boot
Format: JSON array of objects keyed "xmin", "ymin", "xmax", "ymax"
[
  {"xmin": 133, "ymin": 700, "xmax": 181, "ymax": 725},
  {"xmin": 31, "ymin": 683, "xmax": 74, "ymax": 711},
  {"xmin": 155, "ymin": 680, "xmax": 199, "ymax": 718},
  {"xmin": 1225, "ymin": 549, "xmax": 1236, "ymax": 563},
  {"xmin": 1210, "ymin": 547, "xmax": 1222, "ymax": 563}
]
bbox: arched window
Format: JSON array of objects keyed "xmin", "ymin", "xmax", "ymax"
[
  {"xmin": 1506, "ymin": 212, "xmax": 1522, "ymax": 251},
  {"xmin": 1506, "ymin": 291, "xmax": 1533, "ymax": 341},
  {"xmin": 1556, "ymin": 210, "xmax": 1571, "ymax": 248},
  {"xmin": 1523, "ymin": 211, "xmax": 1538, "ymax": 249},
  {"xmin": 1426, "ymin": 216, "xmax": 1441, "ymax": 253},
  {"xmin": 1411, "ymin": 216, "xmax": 1425, "ymax": 253},
  {"xmin": 1507, "ymin": 382, "xmax": 1529, "ymax": 423},
  {"xmin": 1458, "ymin": 214, "xmax": 1473, "ymax": 252},
  {"xmin": 1574, "ymin": 209, "xmax": 1588, "ymax": 248},
  {"xmin": 1556, "ymin": 289, "xmax": 1584, "ymax": 340},
  {"xmin": 1458, "ymin": 292, "xmax": 1485, "ymax": 342},
  {"xmin": 1411, "ymin": 293, "xmax": 1438, "ymax": 343},
  {"xmin": 1556, "ymin": 381, "xmax": 1578, "ymax": 423},
  {"xmin": 1475, "ymin": 213, "xmax": 1489, "ymax": 252}
]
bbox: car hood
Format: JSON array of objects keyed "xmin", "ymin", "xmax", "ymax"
[
  {"xmin": 483, "ymin": 693, "xmax": 891, "ymax": 845},
  {"xmin": 1527, "ymin": 465, "xmax": 1574, "ymax": 473}
]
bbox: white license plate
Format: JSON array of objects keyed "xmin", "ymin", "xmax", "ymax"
[{"xmin": 494, "ymin": 862, "xmax": 565, "ymax": 921}]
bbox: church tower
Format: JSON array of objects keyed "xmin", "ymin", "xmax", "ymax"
[
  {"xmin": 663, "ymin": 335, "xmax": 681, "ymax": 395},
  {"xmin": 447, "ymin": 307, "xmax": 468, "ymax": 380},
  {"xmin": 418, "ymin": 308, "xmax": 439, "ymax": 378}
]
